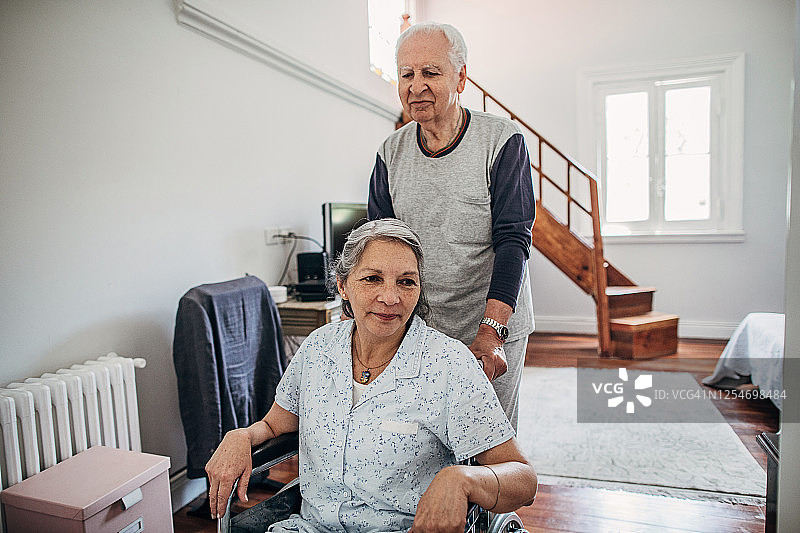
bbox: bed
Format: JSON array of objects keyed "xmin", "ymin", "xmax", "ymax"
[{"xmin": 702, "ymin": 312, "xmax": 785, "ymax": 410}]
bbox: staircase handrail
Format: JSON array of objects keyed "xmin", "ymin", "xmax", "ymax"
[
  {"xmin": 467, "ymin": 78, "xmax": 595, "ymax": 182},
  {"xmin": 467, "ymin": 77, "xmax": 596, "ymax": 227}
]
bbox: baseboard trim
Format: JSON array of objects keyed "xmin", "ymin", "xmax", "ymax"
[
  {"xmin": 533, "ymin": 315, "xmax": 738, "ymax": 340},
  {"xmin": 676, "ymin": 320, "xmax": 739, "ymax": 340},
  {"xmin": 170, "ymin": 468, "xmax": 207, "ymax": 514},
  {"xmin": 533, "ymin": 316, "xmax": 599, "ymax": 335}
]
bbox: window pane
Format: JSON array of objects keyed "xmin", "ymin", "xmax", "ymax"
[
  {"xmin": 606, "ymin": 158, "xmax": 650, "ymax": 222},
  {"xmin": 665, "ymin": 154, "xmax": 710, "ymax": 221},
  {"xmin": 605, "ymin": 92, "xmax": 649, "ymax": 222},
  {"xmin": 606, "ymin": 92, "xmax": 648, "ymax": 158},
  {"xmin": 665, "ymin": 86, "xmax": 710, "ymax": 155},
  {"xmin": 664, "ymin": 86, "xmax": 711, "ymax": 221}
]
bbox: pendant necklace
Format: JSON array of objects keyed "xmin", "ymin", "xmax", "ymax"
[{"xmin": 352, "ymin": 334, "xmax": 394, "ymax": 384}]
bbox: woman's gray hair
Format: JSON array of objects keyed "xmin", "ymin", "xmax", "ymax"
[
  {"xmin": 328, "ymin": 218, "xmax": 430, "ymax": 321},
  {"xmin": 395, "ymin": 22, "xmax": 468, "ymax": 72}
]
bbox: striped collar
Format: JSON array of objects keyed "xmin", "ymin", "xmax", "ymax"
[{"xmin": 416, "ymin": 107, "xmax": 471, "ymax": 158}]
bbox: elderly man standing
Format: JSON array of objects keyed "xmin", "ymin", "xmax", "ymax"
[{"xmin": 368, "ymin": 22, "xmax": 535, "ymax": 430}]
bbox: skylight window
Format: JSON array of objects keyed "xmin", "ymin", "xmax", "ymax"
[{"xmin": 367, "ymin": 0, "xmax": 415, "ymax": 85}]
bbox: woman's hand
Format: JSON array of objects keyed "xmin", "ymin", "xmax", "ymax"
[
  {"xmin": 410, "ymin": 466, "xmax": 471, "ymax": 533},
  {"xmin": 205, "ymin": 428, "xmax": 253, "ymax": 519},
  {"xmin": 204, "ymin": 405, "xmax": 298, "ymax": 519},
  {"xmin": 413, "ymin": 439, "xmax": 537, "ymax": 533}
]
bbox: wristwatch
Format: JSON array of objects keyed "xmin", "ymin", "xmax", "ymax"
[{"xmin": 480, "ymin": 317, "xmax": 509, "ymax": 343}]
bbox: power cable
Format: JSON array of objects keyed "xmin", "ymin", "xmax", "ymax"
[{"xmin": 276, "ymin": 233, "xmax": 324, "ymax": 285}]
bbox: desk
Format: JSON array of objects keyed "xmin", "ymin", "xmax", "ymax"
[{"xmin": 277, "ymin": 297, "xmax": 342, "ymax": 337}]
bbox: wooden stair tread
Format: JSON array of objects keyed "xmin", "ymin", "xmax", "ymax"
[
  {"xmin": 610, "ymin": 312, "xmax": 679, "ymax": 329},
  {"xmin": 606, "ymin": 286, "xmax": 656, "ymax": 296}
]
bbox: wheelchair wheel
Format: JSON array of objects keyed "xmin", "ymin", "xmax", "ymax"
[{"xmin": 487, "ymin": 511, "xmax": 527, "ymax": 533}]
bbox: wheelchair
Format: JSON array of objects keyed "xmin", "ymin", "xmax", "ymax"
[{"xmin": 219, "ymin": 432, "xmax": 529, "ymax": 533}]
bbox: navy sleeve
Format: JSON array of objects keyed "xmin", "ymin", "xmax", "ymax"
[
  {"xmin": 488, "ymin": 133, "xmax": 536, "ymax": 310},
  {"xmin": 368, "ymin": 153, "xmax": 396, "ymax": 220}
]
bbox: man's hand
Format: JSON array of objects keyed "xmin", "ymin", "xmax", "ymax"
[
  {"xmin": 469, "ymin": 327, "xmax": 508, "ymax": 381},
  {"xmin": 471, "ymin": 300, "xmax": 513, "ymax": 381}
]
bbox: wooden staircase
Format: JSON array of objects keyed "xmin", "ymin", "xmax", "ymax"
[{"xmin": 465, "ymin": 78, "xmax": 678, "ymax": 358}]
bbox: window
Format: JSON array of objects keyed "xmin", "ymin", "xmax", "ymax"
[
  {"xmin": 367, "ymin": 0, "xmax": 416, "ymax": 85},
  {"xmin": 578, "ymin": 54, "xmax": 744, "ymax": 242}
]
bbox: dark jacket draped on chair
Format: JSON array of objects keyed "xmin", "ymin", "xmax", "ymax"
[{"xmin": 173, "ymin": 275, "xmax": 285, "ymax": 479}]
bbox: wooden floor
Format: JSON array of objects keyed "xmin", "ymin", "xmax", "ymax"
[{"xmin": 173, "ymin": 333, "xmax": 779, "ymax": 533}]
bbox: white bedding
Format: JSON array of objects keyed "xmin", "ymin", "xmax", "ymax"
[{"xmin": 702, "ymin": 312, "xmax": 785, "ymax": 409}]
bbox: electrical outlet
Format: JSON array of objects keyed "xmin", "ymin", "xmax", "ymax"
[{"xmin": 264, "ymin": 226, "xmax": 291, "ymax": 246}]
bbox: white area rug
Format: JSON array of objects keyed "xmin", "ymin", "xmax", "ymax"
[{"xmin": 516, "ymin": 367, "xmax": 767, "ymax": 504}]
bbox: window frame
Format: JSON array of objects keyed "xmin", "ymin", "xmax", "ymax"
[{"xmin": 578, "ymin": 54, "xmax": 745, "ymax": 243}]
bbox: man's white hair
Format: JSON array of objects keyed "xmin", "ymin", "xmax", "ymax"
[{"xmin": 395, "ymin": 22, "xmax": 468, "ymax": 72}]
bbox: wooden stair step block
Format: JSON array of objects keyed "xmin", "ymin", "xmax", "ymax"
[
  {"xmin": 610, "ymin": 312, "xmax": 679, "ymax": 359},
  {"xmin": 606, "ymin": 286, "xmax": 656, "ymax": 318}
]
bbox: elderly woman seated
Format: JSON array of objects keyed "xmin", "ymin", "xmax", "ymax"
[{"xmin": 205, "ymin": 218, "xmax": 537, "ymax": 533}]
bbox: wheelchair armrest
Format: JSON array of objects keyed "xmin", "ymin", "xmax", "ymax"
[{"xmin": 251, "ymin": 431, "xmax": 299, "ymax": 477}]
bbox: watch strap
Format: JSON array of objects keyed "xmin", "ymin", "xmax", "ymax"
[{"xmin": 480, "ymin": 317, "xmax": 509, "ymax": 342}]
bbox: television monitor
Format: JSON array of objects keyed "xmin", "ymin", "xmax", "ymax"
[{"xmin": 322, "ymin": 202, "xmax": 368, "ymax": 262}]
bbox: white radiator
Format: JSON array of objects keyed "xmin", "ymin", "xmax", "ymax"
[{"xmin": 0, "ymin": 353, "xmax": 146, "ymax": 490}]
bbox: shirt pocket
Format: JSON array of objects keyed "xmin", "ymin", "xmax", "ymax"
[
  {"xmin": 446, "ymin": 195, "xmax": 492, "ymax": 245},
  {"xmin": 380, "ymin": 419, "xmax": 419, "ymax": 434},
  {"xmin": 372, "ymin": 421, "xmax": 422, "ymax": 472}
]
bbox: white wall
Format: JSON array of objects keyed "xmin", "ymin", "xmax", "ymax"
[
  {"xmin": 421, "ymin": 0, "xmax": 794, "ymax": 337},
  {"xmin": 0, "ymin": 0, "xmax": 397, "ymax": 479}
]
